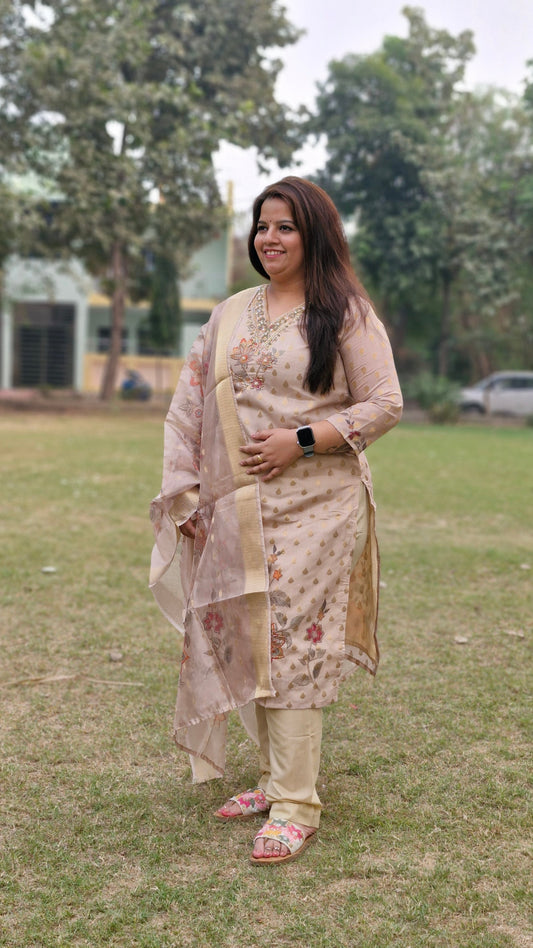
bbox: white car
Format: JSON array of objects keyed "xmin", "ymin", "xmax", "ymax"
[{"xmin": 460, "ymin": 371, "xmax": 533, "ymax": 416}]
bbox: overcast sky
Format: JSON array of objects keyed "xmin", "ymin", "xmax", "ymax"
[{"xmin": 214, "ymin": 0, "xmax": 533, "ymax": 216}]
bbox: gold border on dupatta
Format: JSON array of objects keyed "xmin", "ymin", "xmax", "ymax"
[
  {"xmin": 345, "ymin": 495, "xmax": 379, "ymax": 674},
  {"xmin": 213, "ymin": 288, "xmax": 272, "ymax": 698},
  {"xmin": 170, "ymin": 488, "xmax": 201, "ymax": 525}
]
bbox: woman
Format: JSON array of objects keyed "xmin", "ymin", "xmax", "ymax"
[{"xmin": 150, "ymin": 176, "xmax": 402, "ymax": 865}]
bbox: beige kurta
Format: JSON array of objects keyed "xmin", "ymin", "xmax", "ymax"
[{"xmin": 150, "ymin": 285, "xmax": 402, "ymax": 780}]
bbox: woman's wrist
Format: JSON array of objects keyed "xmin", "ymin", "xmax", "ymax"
[{"xmin": 295, "ymin": 420, "xmax": 345, "ymax": 455}]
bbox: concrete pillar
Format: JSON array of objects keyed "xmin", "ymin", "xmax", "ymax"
[
  {"xmin": 73, "ymin": 296, "xmax": 88, "ymax": 391},
  {"xmin": 0, "ymin": 301, "xmax": 13, "ymax": 388}
]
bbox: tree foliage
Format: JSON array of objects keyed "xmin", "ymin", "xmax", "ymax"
[
  {"xmin": 146, "ymin": 252, "xmax": 181, "ymax": 351},
  {"xmin": 1, "ymin": 0, "xmax": 302, "ymax": 396},
  {"xmin": 422, "ymin": 90, "xmax": 530, "ymax": 377},
  {"xmin": 311, "ymin": 6, "xmax": 533, "ymax": 380}
]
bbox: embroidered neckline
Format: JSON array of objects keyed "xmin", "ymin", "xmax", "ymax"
[{"xmin": 248, "ymin": 284, "xmax": 305, "ymax": 344}]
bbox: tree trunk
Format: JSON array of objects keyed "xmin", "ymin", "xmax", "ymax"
[
  {"xmin": 475, "ymin": 348, "xmax": 491, "ymax": 380},
  {"xmin": 438, "ymin": 271, "xmax": 452, "ymax": 377},
  {"xmin": 391, "ymin": 306, "xmax": 408, "ymax": 353},
  {"xmin": 100, "ymin": 242, "xmax": 127, "ymax": 400}
]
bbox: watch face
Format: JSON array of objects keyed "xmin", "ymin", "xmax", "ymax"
[{"xmin": 297, "ymin": 426, "xmax": 315, "ymax": 447}]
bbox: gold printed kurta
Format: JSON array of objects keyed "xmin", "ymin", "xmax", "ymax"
[{"xmin": 150, "ymin": 285, "xmax": 402, "ymax": 781}]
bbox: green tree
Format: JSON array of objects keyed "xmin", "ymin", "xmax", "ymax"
[
  {"xmin": 0, "ymin": 1, "xmax": 24, "ymax": 307},
  {"xmin": 2, "ymin": 0, "xmax": 301, "ymax": 397},
  {"xmin": 311, "ymin": 7, "xmax": 533, "ymax": 380},
  {"xmin": 146, "ymin": 251, "xmax": 181, "ymax": 352},
  {"xmin": 423, "ymin": 89, "xmax": 528, "ymax": 377},
  {"xmin": 310, "ymin": 7, "xmax": 475, "ymax": 364},
  {"xmin": 516, "ymin": 70, "xmax": 533, "ymax": 369}
]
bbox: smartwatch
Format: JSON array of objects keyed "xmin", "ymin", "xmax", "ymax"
[{"xmin": 296, "ymin": 425, "xmax": 315, "ymax": 458}]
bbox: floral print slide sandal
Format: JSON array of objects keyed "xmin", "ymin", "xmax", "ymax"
[
  {"xmin": 250, "ymin": 818, "xmax": 316, "ymax": 865},
  {"xmin": 215, "ymin": 787, "xmax": 270, "ymax": 820}
]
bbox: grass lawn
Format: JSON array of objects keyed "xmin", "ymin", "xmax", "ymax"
[{"xmin": 0, "ymin": 410, "xmax": 531, "ymax": 948}]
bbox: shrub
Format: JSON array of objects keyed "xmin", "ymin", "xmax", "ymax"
[{"xmin": 405, "ymin": 371, "xmax": 460, "ymax": 424}]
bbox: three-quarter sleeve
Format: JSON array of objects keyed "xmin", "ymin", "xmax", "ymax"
[{"xmin": 326, "ymin": 306, "xmax": 403, "ymax": 453}]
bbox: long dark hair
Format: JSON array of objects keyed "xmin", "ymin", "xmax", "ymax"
[{"xmin": 248, "ymin": 176, "xmax": 369, "ymax": 394}]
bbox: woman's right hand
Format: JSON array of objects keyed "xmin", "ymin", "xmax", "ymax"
[{"xmin": 178, "ymin": 516, "xmax": 197, "ymax": 539}]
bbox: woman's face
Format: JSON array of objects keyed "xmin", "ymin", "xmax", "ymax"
[{"xmin": 253, "ymin": 197, "xmax": 305, "ymax": 286}]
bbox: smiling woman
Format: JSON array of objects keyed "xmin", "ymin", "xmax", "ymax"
[
  {"xmin": 253, "ymin": 198, "xmax": 305, "ymax": 299},
  {"xmin": 150, "ymin": 175, "xmax": 403, "ymax": 866}
]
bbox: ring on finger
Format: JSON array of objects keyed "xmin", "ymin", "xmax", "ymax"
[{"xmin": 256, "ymin": 453, "xmax": 263, "ymax": 464}]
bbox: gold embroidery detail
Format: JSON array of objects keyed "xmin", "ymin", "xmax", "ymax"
[{"xmin": 248, "ymin": 284, "xmax": 305, "ymax": 344}]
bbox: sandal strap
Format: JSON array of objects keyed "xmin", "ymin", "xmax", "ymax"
[
  {"xmin": 229, "ymin": 787, "xmax": 269, "ymax": 815},
  {"xmin": 254, "ymin": 818, "xmax": 307, "ymax": 855}
]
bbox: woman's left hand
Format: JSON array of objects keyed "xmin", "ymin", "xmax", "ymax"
[{"xmin": 240, "ymin": 428, "xmax": 301, "ymax": 481}]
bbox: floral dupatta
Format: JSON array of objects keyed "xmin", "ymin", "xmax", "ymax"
[{"xmin": 150, "ymin": 287, "xmax": 274, "ymax": 781}]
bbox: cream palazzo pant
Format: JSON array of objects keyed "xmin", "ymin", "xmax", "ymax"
[
  {"xmin": 253, "ymin": 484, "xmax": 370, "ymax": 829},
  {"xmin": 255, "ymin": 704, "xmax": 323, "ymax": 828}
]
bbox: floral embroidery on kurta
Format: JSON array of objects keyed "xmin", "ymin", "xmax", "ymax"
[
  {"xmin": 289, "ymin": 600, "xmax": 330, "ymax": 690},
  {"xmin": 268, "ymin": 543, "xmax": 294, "ymax": 661},
  {"xmin": 230, "ymin": 337, "xmax": 278, "ymax": 391}
]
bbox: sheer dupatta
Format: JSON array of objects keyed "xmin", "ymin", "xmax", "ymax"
[{"xmin": 150, "ymin": 288, "xmax": 274, "ymax": 781}]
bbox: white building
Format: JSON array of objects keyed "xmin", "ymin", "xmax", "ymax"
[{"xmin": 1, "ymin": 227, "xmax": 231, "ymax": 394}]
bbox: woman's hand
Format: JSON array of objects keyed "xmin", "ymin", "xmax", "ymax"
[
  {"xmin": 178, "ymin": 515, "xmax": 197, "ymax": 539},
  {"xmin": 240, "ymin": 428, "xmax": 301, "ymax": 481}
]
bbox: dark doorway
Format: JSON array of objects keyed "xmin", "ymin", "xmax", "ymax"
[{"xmin": 13, "ymin": 302, "xmax": 75, "ymax": 387}]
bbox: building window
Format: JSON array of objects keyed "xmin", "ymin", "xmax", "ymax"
[
  {"xmin": 97, "ymin": 327, "xmax": 128, "ymax": 353},
  {"xmin": 13, "ymin": 302, "xmax": 74, "ymax": 388}
]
